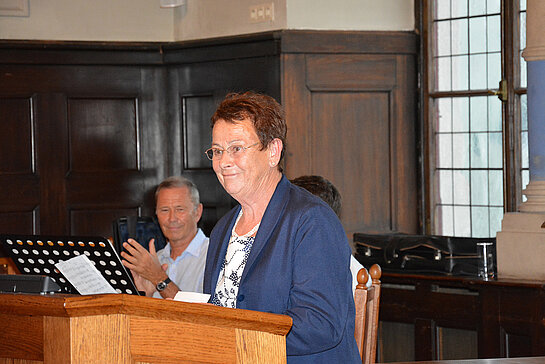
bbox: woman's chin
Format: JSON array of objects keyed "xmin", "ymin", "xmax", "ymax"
[{"xmin": 221, "ymin": 181, "xmax": 242, "ymax": 197}]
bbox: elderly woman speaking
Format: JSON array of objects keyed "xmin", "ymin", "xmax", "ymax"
[{"xmin": 203, "ymin": 91, "xmax": 360, "ymax": 363}]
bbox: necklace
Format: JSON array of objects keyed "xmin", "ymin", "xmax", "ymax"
[{"xmin": 233, "ymin": 209, "xmax": 260, "ymax": 237}]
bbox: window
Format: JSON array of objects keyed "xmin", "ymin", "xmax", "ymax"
[{"xmin": 422, "ymin": 0, "xmax": 527, "ymax": 237}]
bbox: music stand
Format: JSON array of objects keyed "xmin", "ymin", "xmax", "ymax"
[{"xmin": 0, "ymin": 234, "xmax": 140, "ymax": 295}]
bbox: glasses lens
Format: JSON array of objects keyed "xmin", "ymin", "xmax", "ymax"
[{"xmin": 205, "ymin": 149, "xmax": 214, "ymax": 160}]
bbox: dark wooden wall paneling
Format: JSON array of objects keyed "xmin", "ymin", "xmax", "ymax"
[
  {"xmin": 281, "ymin": 31, "xmax": 419, "ymax": 238},
  {"xmin": 0, "ymin": 30, "xmax": 418, "ymax": 258},
  {"xmin": 379, "ymin": 274, "xmax": 545, "ymax": 361}
]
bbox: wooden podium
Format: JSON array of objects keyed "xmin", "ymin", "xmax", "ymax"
[{"xmin": 0, "ymin": 293, "xmax": 292, "ymax": 364}]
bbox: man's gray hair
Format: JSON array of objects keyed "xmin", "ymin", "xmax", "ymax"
[{"xmin": 155, "ymin": 176, "xmax": 200, "ymax": 209}]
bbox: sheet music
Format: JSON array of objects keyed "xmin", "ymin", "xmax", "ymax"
[{"xmin": 55, "ymin": 255, "xmax": 117, "ymax": 295}]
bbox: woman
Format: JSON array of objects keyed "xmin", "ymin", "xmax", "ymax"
[{"xmin": 203, "ymin": 91, "xmax": 360, "ymax": 363}]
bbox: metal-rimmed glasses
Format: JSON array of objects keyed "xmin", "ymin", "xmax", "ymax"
[{"xmin": 204, "ymin": 142, "xmax": 260, "ymax": 160}]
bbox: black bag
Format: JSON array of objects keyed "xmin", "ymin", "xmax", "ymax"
[
  {"xmin": 353, "ymin": 232, "xmax": 496, "ymax": 277},
  {"xmin": 112, "ymin": 216, "xmax": 167, "ymax": 255}
]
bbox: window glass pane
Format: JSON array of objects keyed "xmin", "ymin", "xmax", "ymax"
[
  {"xmin": 470, "ymin": 96, "xmax": 488, "ymax": 132},
  {"xmin": 488, "ymin": 96, "xmax": 502, "ymax": 132},
  {"xmin": 489, "ymin": 207, "xmax": 503, "ymax": 236},
  {"xmin": 471, "ymin": 206, "xmax": 489, "ymax": 237},
  {"xmin": 471, "ymin": 132, "xmax": 488, "ymax": 168},
  {"xmin": 437, "ymin": 98, "xmax": 452, "ymax": 132},
  {"xmin": 488, "ymin": 132, "xmax": 503, "ymax": 168},
  {"xmin": 469, "ymin": 0, "xmax": 486, "ymax": 16},
  {"xmin": 487, "ymin": 15, "xmax": 501, "ymax": 52},
  {"xmin": 454, "ymin": 205, "xmax": 471, "ymax": 236},
  {"xmin": 437, "ymin": 205, "xmax": 454, "ymax": 236},
  {"xmin": 469, "ymin": 17, "xmax": 487, "ymax": 54},
  {"xmin": 489, "ymin": 170, "xmax": 503, "ymax": 206},
  {"xmin": 453, "ymin": 133, "xmax": 469, "ymax": 168},
  {"xmin": 453, "ymin": 170, "xmax": 470, "ymax": 204},
  {"xmin": 471, "ymin": 170, "xmax": 488, "ymax": 205},
  {"xmin": 488, "ymin": 52, "xmax": 501, "ymax": 89},
  {"xmin": 522, "ymin": 170, "xmax": 529, "ymax": 201},
  {"xmin": 520, "ymin": 0, "xmax": 526, "ymax": 11},
  {"xmin": 520, "ymin": 56, "xmax": 527, "ymax": 88},
  {"xmin": 451, "ymin": 0, "xmax": 468, "ymax": 18},
  {"xmin": 488, "ymin": 132, "xmax": 502, "ymax": 168},
  {"xmin": 487, "ymin": 0, "xmax": 501, "ymax": 13},
  {"xmin": 438, "ymin": 170, "xmax": 453, "ymax": 204},
  {"xmin": 469, "ymin": 54, "xmax": 487, "ymax": 90},
  {"xmin": 436, "ymin": 57, "xmax": 452, "ymax": 91},
  {"xmin": 436, "ymin": 21, "xmax": 452, "ymax": 56},
  {"xmin": 521, "ymin": 131, "xmax": 528, "ymax": 169},
  {"xmin": 452, "ymin": 19, "xmax": 468, "ymax": 55},
  {"xmin": 520, "ymin": 11, "xmax": 527, "ymax": 88},
  {"xmin": 521, "ymin": 94, "xmax": 527, "ymax": 131},
  {"xmin": 520, "ymin": 12, "xmax": 526, "ymax": 49},
  {"xmin": 452, "ymin": 97, "xmax": 469, "ymax": 132},
  {"xmin": 436, "ymin": 0, "xmax": 451, "ymax": 19},
  {"xmin": 452, "ymin": 55, "xmax": 469, "ymax": 90},
  {"xmin": 437, "ymin": 133, "xmax": 453, "ymax": 168}
]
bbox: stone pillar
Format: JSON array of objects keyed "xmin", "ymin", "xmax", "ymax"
[{"xmin": 496, "ymin": 0, "xmax": 545, "ymax": 279}]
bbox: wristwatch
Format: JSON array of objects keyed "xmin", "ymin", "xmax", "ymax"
[{"xmin": 156, "ymin": 277, "xmax": 171, "ymax": 292}]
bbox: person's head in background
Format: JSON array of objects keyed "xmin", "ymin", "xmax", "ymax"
[
  {"xmin": 291, "ymin": 175, "xmax": 342, "ymax": 217},
  {"xmin": 154, "ymin": 176, "xmax": 203, "ymax": 246}
]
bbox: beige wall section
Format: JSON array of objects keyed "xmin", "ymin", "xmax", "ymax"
[
  {"xmin": 174, "ymin": 0, "xmax": 414, "ymax": 41},
  {"xmin": 173, "ymin": 0, "xmax": 287, "ymax": 41},
  {"xmin": 286, "ymin": 0, "xmax": 414, "ymax": 31},
  {"xmin": 0, "ymin": 0, "xmax": 174, "ymax": 41},
  {"xmin": 0, "ymin": 0, "xmax": 414, "ymax": 42}
]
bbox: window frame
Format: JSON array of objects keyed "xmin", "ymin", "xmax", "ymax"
[{"xmin": 418, "ymin": 0, "xmax": 527, "ymax": 235}]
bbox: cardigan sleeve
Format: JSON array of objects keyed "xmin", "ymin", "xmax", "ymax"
[{"xmin": 284, "ymin": 205, "xmax": 354, "ymax": 356}]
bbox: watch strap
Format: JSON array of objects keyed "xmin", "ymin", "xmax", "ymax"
[{"xmin": 156, "ymin": 277, "xmax": 171, "ymax": 292}]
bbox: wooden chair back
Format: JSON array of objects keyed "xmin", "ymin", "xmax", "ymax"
[{"xmin": 354, "ymin": 264, "xmax": 382, "ymax": 364}]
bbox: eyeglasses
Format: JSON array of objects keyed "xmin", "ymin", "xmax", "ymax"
[{"xmin": 204, "ymin": 142, "xmax": 260, "ymax": 160}]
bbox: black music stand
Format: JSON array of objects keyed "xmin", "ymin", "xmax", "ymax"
[{"xmin": 0, "ymin": 234, "xmax": 140, "ymax": 295}]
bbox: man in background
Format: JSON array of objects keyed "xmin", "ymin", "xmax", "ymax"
[
  {"xmin": 121, "ymin": 176, "xmax": 209, "ymax": 299},
  {"xmin": 290, "ymin": 175, "xmax": 371, "ymax": 290}
]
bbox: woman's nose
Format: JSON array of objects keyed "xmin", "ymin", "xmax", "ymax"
[{"xmin": 217, "ymin": 151, "xmax": 234, "ymax": 167}]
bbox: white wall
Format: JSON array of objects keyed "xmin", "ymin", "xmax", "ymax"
[
  {"xmin": 0, "ymin": 0, "xmax": 414, "ymax": 42},
  {"xmin": 0, "ymin": 0, "xmax": 174, "ymax": 41},
  {"xmin": 287, "ymin": 0, "xmax": 414, "ymax": 31},
  {"xmin": 174, "ymin": 0, "xmax": 414, "ymax": 41}
]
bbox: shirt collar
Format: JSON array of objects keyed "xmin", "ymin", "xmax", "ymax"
[{"xmin": 163, "ymin": 228, "xmax": 206, "ymax": 259}]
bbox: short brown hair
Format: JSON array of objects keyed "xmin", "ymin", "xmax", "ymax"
[{"xmin": 211, "ymin": 91, "xmax": 287, "ymax": 169}]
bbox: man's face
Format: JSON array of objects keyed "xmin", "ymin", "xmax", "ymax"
[{"xmin": 155, "ymin": 186, "xmax": 202, "ymax": 246}]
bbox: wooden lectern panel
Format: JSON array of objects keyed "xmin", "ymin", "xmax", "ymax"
[{"xmin": 0, "ymin": 293, "xmax": 292, "ymax": 364}]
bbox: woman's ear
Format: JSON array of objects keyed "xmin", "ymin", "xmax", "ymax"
[{"xmin": 268, "ymin": 138, "xmax": 283, "ymax": 167}]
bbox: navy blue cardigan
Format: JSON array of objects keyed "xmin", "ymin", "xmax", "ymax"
[{"xmin": 204, "ymin": 175, "xmax": 360, "ymax": 363}]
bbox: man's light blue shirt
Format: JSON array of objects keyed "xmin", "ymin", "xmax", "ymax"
[{"xmin": 153, "ymin": 228, "xmax": 209, "ymax": 298}]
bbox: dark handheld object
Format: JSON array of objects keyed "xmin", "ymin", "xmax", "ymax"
[{"xmin": 112, "ymin": 216, "xmax": 167, "ymax": 254}]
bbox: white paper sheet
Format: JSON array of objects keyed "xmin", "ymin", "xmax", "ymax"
[
  {"xmin": 173, "ymin": 291, "xmax": 211, "ymax": 303},
  {"xmin": 55, "ymin": 254, "xmax": 117, "ymax": 295}
]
